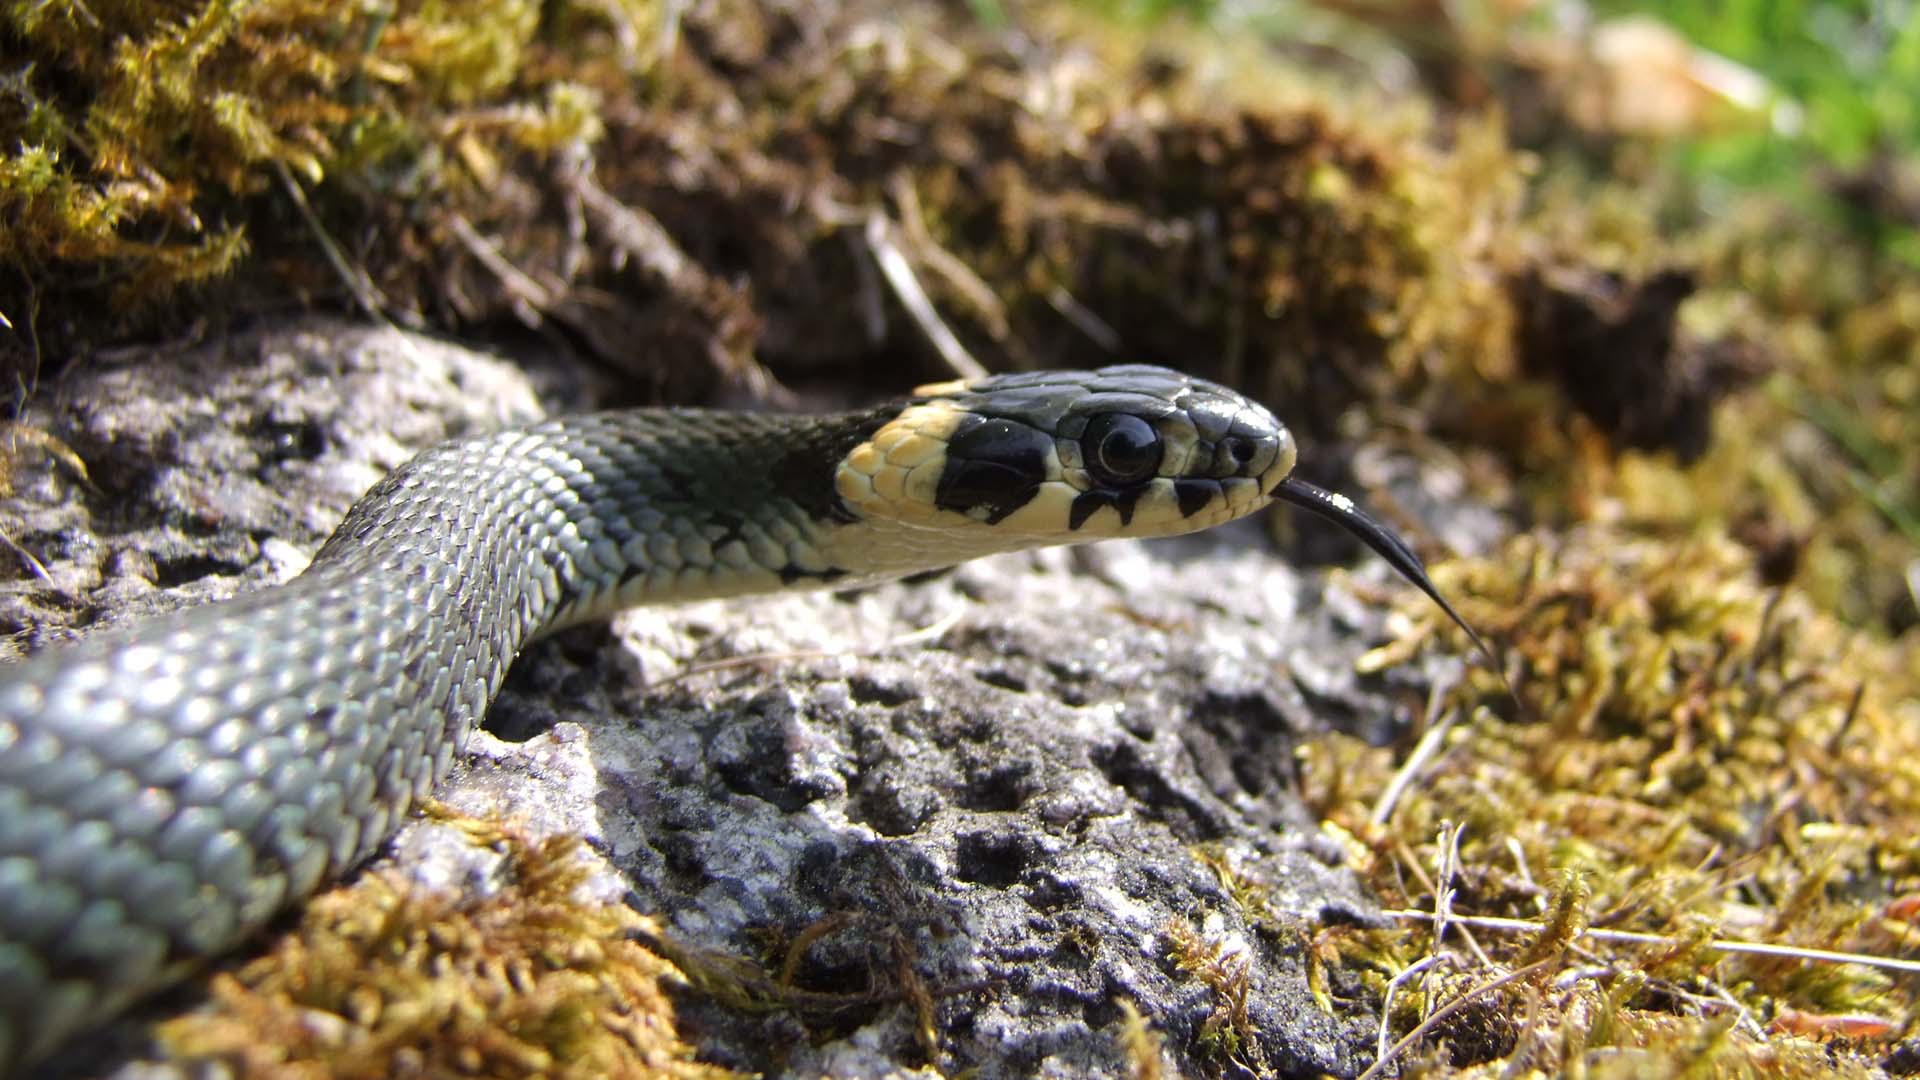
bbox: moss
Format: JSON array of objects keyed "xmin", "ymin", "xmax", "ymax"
[
  {"xmin": 156, "ymin": 815, "xmax": 740, "ymax": 1079},
  {"xmin": 1, "ymin": 0, "xmax": 1545, "ymax": 422},
  {"xmin": 1311, "ymin": 527, "xmax": 1920, "ymax": 1075},
  {"xmin": 0, "ymin": 0, "xmax": 643, "ymax": 366},
  {"xmin": 1114, "ymin": 998, "xmax": 1168, "ymax": 1080},
  {"xmin": 1164, "ymin": 917, "xmax": 1263, "ymax": 1071}
]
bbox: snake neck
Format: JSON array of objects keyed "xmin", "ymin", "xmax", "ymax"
[{"xmin": 315, "ymin": 409, "xmax": 905, "ymax": 636}]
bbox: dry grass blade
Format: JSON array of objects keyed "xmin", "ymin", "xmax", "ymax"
[
  {"xmin": 1357, "ymin": 958, "xmax": 1559, "ymax": 1080},
  {"xmin": 864, "ymin": 213, "xmax": 988, "ymax": 382},
  {"xmin": 1379, "ymin": 909, "xmax": 1920, "ymax": 977}
]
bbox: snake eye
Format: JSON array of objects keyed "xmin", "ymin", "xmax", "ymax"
[{"xmin": 1082, "ymin": 413, "xmax": 1163, "ymax": 488}]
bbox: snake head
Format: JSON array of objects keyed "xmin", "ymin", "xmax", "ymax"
[
  {"xmin": 832, "ymin": 365, "xmax": 1295, "ymax": 557},
  {"xmin": 831, "ymin": 364, "xmax": 1500, "ymax": 676}
]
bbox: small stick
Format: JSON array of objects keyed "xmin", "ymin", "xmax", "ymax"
[{"xmin": 1379, "ymin": 909, "xmax": 1920, "ymax": 976}]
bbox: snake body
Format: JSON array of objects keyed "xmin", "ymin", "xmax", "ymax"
[{"xmin": 0, "ymin": 364, "xmax": 1315, "ymax": 1069}]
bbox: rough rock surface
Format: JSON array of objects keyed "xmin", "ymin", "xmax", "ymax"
[{"xmin": 1, "ymin": 320, "xmax": 1464, "ymax": 1078}]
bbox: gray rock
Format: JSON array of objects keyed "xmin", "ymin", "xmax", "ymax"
[
  {"xmin": 1, "ymin": 323, "xmax": 551, "ymax": 645},
  {"xmin": 2, "ymin": 319, "xmax": 1451, "ymax": 1078}
]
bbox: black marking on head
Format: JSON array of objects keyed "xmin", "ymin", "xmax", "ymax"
[
  {"xmin": 1068, "ymin": 490, "xmax": 1109, "ymax": 531},
  {"xmin": 1069, "ymin": 483, "xmax": 1144, "ymax": 529},
  {"xmin": 935, "ymin": 413, "xmax": 1051, "ymax": 524},
  {"xmin": 1173, "ymin": 479, "xmax": 1218, "ymax": 519}
]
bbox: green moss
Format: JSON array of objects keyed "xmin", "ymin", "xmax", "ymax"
[
  {"xmin": 1164, "ymin": 918, "xmax": 1262, "ymax": 1070},
  {"xmin": 0, "ymin": 0, "xmax": 643, "ymax": 353},
  {"xmin": 156, "ymin": 812, "xmax": 740, "ymax": 1078}
]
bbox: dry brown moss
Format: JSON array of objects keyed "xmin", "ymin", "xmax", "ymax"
[
  {"xmin": 1, "ymin": 0, "xmax": 631, "ymax": 381},
  {"xmin": 156, "ymin": 816, "xmax": 739, "ymax": 1080},
  {"xmin": 1165, "ymin": 916, "xmax": 1265, "ymax": 1072},
  {"xmin": 1304, "ymin": 529, "xmax": 1920, "ymax": 1074},
  {"xmin": 1, "ymin": 0, "xmax": 1547, "ymax": 421}
]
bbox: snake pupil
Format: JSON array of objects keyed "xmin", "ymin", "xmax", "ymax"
[{"xmin": 1083, "ymin": 413, "xmax": 1162, "ymax": 488}]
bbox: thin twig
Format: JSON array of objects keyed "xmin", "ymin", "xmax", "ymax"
[
  {"xmin": 0, "ymin": 422, "xmax": 87, "ymax": 582},
  {"xmin": 446, "ymin": 212, "xmax": 557, "ymax": 320},
  {"xmin": 1370, "ymin": 675, "xmax": 1460, "ymax": 827},
  {"xmin": 1503, "ymin": 836, "xmax": 1540, "ymax": 909},
  {"xmin": 1378, "ymin": 909, "xmax": 1920, "ymax": 976},
  {"xmin": 847, "ymin": 227, "xmax": 888, "ymax": 343},
  {"xmin": 865, "ymin": 212, "xmax": 987, "ymax": 381},
  {"xmin": 1433, "ymin": 824, "xmax": 1494, "ymax": 967},
  {"xmin": 0, "ymin": 523, "xmax": 50, "ymax": 583},
  {"xmin": 1393, "ymin": 824, "xmax": 1492, "ymax": 967},
  {"xmin": 1428, "ymin": 825, "xmax": 1461, "ymax": 952},
  {"xmin": 1375, "ymin": 953, "xmax": 1450, "ymax": 1062},
  {"xmin": 274, "ymin": 159, "xmax": 397, "ymax": 325},
  {"xmin": 574, "ymin": 175, "xmax": 691, "ymax": 287},
  {"xmin": 1357, "ymin": 958, "xmax": 1560, "ymax": 1080},
  {"xmin": 1693, "ymin": 979, "xmax": 1768, "ymax": 1040},
  {"xmin": 890, "ymin": 173, "xmax": 1009, "ymax": 341},
  {"xmin": 1045, "ymin": 285, "xmax": 1121, "ymax": 352}
]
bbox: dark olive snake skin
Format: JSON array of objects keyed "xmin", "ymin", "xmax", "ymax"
[{"xmin": 0, "ymin": 364, "xmax": 1479, "ymax": 1071}]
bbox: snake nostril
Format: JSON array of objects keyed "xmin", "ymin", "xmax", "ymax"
[{"xmin": 1223, "ymin": 438, "xmax": 1255, "ymax": 466}]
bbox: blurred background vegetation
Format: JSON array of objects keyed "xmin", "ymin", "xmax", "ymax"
[{"xmin": 1099, "ymin": 0, "xmax": 1920, "ymax": 241}]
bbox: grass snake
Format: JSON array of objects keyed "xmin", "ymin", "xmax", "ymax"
[{"xmin": 0, "ymin": 363, "xmax": 1487, "ymax": 1070}]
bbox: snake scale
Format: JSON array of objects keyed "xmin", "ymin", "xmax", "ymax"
[{"xmin": 0, "ymin": 364, "xmax": 1487, "ymax": 1071}]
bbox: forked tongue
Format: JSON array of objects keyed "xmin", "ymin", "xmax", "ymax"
[{"xmin": 1275, "ymin": 477, "xmax": 1504, "ymax": 679}]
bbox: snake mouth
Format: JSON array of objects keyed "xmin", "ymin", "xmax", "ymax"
[{"xmin": 1250, "ymin": 422, "xmax": 1296, "ymax": 498}]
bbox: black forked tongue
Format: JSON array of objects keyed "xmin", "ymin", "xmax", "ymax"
[{"xmin": 1275, "ymin": 477, "xmax": 1502, "ymax": 674}]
